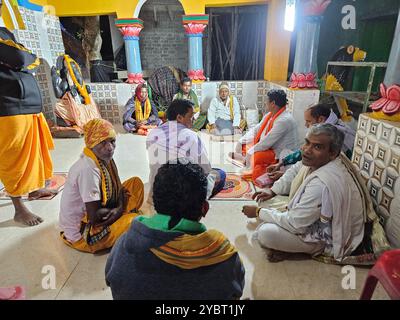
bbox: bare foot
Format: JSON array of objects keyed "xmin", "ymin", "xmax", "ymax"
[
  {"xmin": 28, "ymin": 188, "xmax": 58, "ymax": 201},
  {"xmin": 14, "ymin": 207, "xmax": 44, "ymax": 226},
  {"xmin": 228, "ymin": 152, "xmax": 246, "ymax": 166},
  {"xmin": 266, "ymin": 249, "xmax": 289, "ymax": 263}
]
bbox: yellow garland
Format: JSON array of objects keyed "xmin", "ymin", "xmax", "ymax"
[
  {"xmin": 0, "ymin": 38, "xmax": 40, "ymax": 70},
  {"xmin": 134, "ymin": 97, "xmax": 151, "ymax": 121},
  {"xmin": 229, "ymin": 95, "xmax": 234, "ymax": 120},
  {"xmin": 64, "ymin": 55, "xmax": 91, "ymax": 105},
  {"xmin": 83, "ymin": 147, "xmax": 109, "ymax": 206},
  {"xmin": 325, "ymin": 74, "xmax": 344, "ymax": 91},
  {"xmin": 83, "ymin": 147, "xmax": 121, "ymax": 206}
]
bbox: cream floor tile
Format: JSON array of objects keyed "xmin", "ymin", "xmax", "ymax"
[
  {"xmin": 0, "ymin": 133, "xmax": 390, "ymax": 300},
  {"xmin": 284, "ymin": 260, "xmax": 390, "ymax": 300},
  {"xmin": 204, "ymin": 201, "xmax": 297, "ymax": 299},
  {"xmin": 0, "ymin": 220, "xmax": 82, "ymax": 299},
  {"xmin": 55, "ymin": 253, "xmax": 112, "ymax": 300}
]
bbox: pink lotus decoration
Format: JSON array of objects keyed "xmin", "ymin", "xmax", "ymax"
[
  {"xmin": 371, "ymin": 83, "xmax": 400, "ymax": 115},
  {"xmin": 302, "ymin": 0, "xmax": 331, "ymax": 16},
  {"xmin": 127, "ymin": 73, "xmax": 144, "ymax": 84},
  {"xmin": 289, "ymin": 72, "xmax": 318, "ymax": 89},
  {"xmin": 0, "ymin": 286, "xmax": 26, "ymax": 300},
  {"xmin": 119, "ymin": 26, "xmax": 142, "ymax": 37},
  {"xmin": 188, "ymin": 69, "xmax": 206, "ymax": 81},
  {"xmin": 183, "ymin": 23, "xmax": 207, "ymax": 35}
]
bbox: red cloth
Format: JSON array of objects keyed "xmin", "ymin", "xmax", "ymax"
[{"xmin": 241, "ymin": 145, "xmax": 277, "ymax": 181}]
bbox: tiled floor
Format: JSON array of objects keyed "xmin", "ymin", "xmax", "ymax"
[{"xmin": 0, "ymin": 131, "xmax": 389, "ymax": 300}]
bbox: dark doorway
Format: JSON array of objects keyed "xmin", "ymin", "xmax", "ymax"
[
  {"xmin": 205, "ymin": 5, "xmax": 268, "ymax": 81},
  {"xmin": 60, "ymin": 15, "xmax": 115, "ymax": 82},
  {"xmin": 352, "ymin": 14, "xmax": 397, "ymax": 93}
]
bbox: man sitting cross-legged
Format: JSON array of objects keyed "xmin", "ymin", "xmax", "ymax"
[
  {"xmin": 242, "ymin": 123, "xmax": 389, "ymax": 263},
  {"xmin": 106, "ymin": 160, "xmax": 245, "ymax": 300},
  {"xmin": 207, "ymin": 82, "xmax": 243, "ymax": 136},
  {"xmin": 173, "ymin": 77, "xmax": 205, "ymax": 131},
  {"xmin": 59, "ymin": 119, "xmax": 144, "ymax": 253},
  {"xmin": 122, "ymin": 84, "xmax": 161, "ymax": 136},
  {"xmin": 229, "ymin": 89, "xmax": 298, "ymax": 182},
  {"xmin": 266, "ymin": 103, "xmax": 356, "ymax": 182},
  {"xmin": 146, "ymin": 99, "xmax": 226, "ymax": 204}
]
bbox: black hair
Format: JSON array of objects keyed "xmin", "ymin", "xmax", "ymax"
[
  {"xmin": 308, "ymin": 103, "xmax": 331, "ymax": 119},
  {"xmin": 153, "ymin": 160, "xmax": 208, "ymax": 229},
  {"xmin": 166, "ymin": 99, "xmax": 194, "ymax": 121},
  {"xmin": 180, "ymin": 76, "xmax": 192, "ymax": 85},
  {"xmin": 267, "ymin": 89, "xmax": 287, "ymax": 108}
]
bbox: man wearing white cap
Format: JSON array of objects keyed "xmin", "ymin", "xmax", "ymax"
[{"xmin": 207, "ymin": 82, "xmax": 242, "ymax": 135}]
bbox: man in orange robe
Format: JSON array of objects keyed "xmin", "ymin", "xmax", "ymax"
[
  {"xmin": 229, "ymin": 90, "xmax": 299, "ymax": 182},
  {"xmin": 0, "ymin": 6, "xmax": 55, "ymax": 226}
]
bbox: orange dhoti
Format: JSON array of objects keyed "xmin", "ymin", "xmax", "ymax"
[
  {"xmin": 60, "ymin": 177, "xmax": 144, "ymax": 253},
  {"xmin": 242, "ymin": 144, "xmax": 277, "ymax": 181},
  {"xmin": 0, "ymin": 113, "xmax": 54, "ymax": 196}
]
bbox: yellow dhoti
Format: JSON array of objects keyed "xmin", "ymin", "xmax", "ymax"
[
  {"xmin": 0, "ymin": 113, "xmax": 54, "ymax": 196},
  {"xmin": 61, "ymin": 177, "xmax": 144, "ymax": 253}
]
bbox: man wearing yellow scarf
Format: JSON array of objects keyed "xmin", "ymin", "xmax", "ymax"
[
  {"xmin": 106, "ymin": 160, "xmax": 245, "ymax": 299},
  {"xmin": 122, "ymin": 84, "xmax": 161, "ymax": 136},
  {"xmin": 59, "ymin": 119, "xmax": 144, "ymax": 253}
]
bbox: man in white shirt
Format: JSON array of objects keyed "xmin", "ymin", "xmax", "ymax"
[
  {"xmin": 241, "ymin": 124, "xmax": 376, "ymax": 263},
  {"xmin": 147, "ymin": 99, "xmax": 226, "ymax": 204},
  {"xmin": 266, "ymin": 103, "xmax": 357, "ymax": 182},
  {"xmin": 229, "ymin": 89, "xmax": 298, "ymax": 182},
  {"xmin": 207, "ymin": 82, "xmax": 242, "ymax": 135},
  {"xmin": 59, "ymin": 119, "xmax": 145, "ymax": 253}
]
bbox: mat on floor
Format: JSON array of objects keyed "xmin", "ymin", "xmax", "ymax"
[
  {"xmin": 211, "ymin": 173, "xmax": 256, "ymax": 201},
  {"xmin": 0, "ymin": 173, "xmax": 68, "ymax": 200}
]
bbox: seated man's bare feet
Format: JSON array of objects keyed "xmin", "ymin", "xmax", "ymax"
[
  {"xmin": 228, "ymin": 152, "xmax": 246, "ymax": 165},
  {"xmin": 28, "ymin": 188, "xmax": 58, "ymax": 201},
  {"xmin": 14, "ymin": 207, "xmax": 44, "ymax": 226},
  {"xmin": 266, "ymin": 248, "xmax": 289, "ymax": 263}
]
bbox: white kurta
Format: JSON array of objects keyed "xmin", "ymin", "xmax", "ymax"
[
  {"xmin": 207, "ymin": 96, "xmax": 241, "ymax": 127},
  {"xmin": 258, "ymin": 157, "xmax": 365, "ymax": 260},
  {"xmin": 59, "ymin": 154, "xmax": 102, "ymax": 242},
  {"xmin": 238, "ymin": 110, "xmax": 299, "ymax": 159}
]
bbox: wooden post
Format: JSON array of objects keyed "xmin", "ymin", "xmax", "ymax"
[{"xmin": 264, "ymin": 0, "xmax": 291, "ymax": 81}]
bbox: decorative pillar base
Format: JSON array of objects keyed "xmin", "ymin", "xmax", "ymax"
[
  {"xmin": 289, "ymin": 72, "xmax": 318, "ymax": 89},
  {"xmin": 127, "ymin": 73, "xmax": 145, "ymax": 84},
  {"xmin": 187, "ymin": 69, "xmax": 206, "ymax": 81}
]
